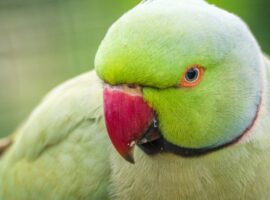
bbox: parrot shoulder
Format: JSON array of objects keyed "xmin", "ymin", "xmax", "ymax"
[{"xmin": 0, "ymin": 70, "xmax": 111, "ymax": 200}]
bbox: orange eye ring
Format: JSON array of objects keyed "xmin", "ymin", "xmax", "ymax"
[{"xmin": 180, "ymin": 64, "xmax": 205, "ymax": 88}]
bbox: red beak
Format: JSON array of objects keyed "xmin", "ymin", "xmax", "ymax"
[{"xmin": 103, "ymin": 84, "xmax": 154, "ymax": 163}]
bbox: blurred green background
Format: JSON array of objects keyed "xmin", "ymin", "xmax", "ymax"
[{"xmin": 0, "ymin": 0, "xmax": 269, "ymax": 138}]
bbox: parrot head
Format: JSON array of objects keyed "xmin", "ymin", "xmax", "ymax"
[{"xmin": 95, "ymin": 0, "xmax": 263, "ymax": 163}]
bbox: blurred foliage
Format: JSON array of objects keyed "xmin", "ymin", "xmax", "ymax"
[{"xmin": 0, "ymin": 0, "xmax": 269, "ymax": 137}]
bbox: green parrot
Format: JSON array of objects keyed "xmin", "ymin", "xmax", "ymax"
[{"xmin": 1, "ymin": 0, "xmax": 270, "ymax": 199}]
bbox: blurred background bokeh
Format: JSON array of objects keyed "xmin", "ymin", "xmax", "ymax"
[{"xmin": 0, "ymin": 0, "xmax": 269, "ymax": 138}]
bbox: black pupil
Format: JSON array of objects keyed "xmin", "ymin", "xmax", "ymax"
[{"xmin": 185, "ymin": 68, "xmax": 198, "ymax": 81}]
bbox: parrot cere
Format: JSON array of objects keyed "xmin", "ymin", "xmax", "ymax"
[{"xmin": 1, "ymin": 0, "xmax": 270, "ymax": 199}]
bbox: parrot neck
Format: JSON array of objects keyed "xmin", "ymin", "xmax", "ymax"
[
  {"xmin": 111, "ymin": 129, "xmax": 269, "ymax": 199},
  {"xmin": 110, "ymin": 136, "xmax": 270, "ymax": 200}
]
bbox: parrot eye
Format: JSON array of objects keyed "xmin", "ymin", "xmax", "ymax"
[
  {"xmin": 180, "ymin": 65, "xmax": 204, "ymax": 88},
  {"xmin": 185, "ymin": 68, "xmax": 199, "ymax": 82}
]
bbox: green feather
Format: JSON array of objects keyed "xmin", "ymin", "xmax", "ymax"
[{"xmin": 0, "ymin": 71, "xmax": 110, "ymax": 200}]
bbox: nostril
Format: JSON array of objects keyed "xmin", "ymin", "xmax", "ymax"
[{"xmin": 127, "ymin": 84, "xmax": 137, "ymax": 89}]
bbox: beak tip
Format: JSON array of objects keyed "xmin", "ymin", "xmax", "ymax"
[
  {"xmin": 124, "ymin": 154, "xmax": 135, "ymax": 164},
  {"xmin": 122, "ymin": 148, "xmax": 135, "ymax": 164}
]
